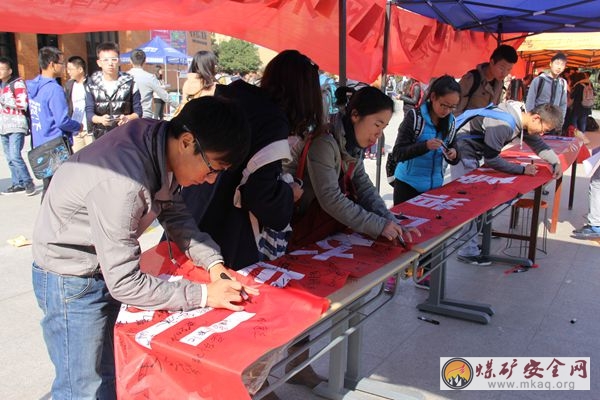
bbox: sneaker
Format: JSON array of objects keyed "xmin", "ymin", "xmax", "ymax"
[
  {"xmin": 25, "ymin": 182, "xmax": 36, "ymax": 196},
  {"xmin": 572, "ymin": 225, "xmax": 600, "ymax": 239},
  {"xmin": 457, "ymin": 255, "xmax": 492, "ymax": 266},
  {"xmin": 384, "ymin": 276, "xmax": 397, "ymax": 294},
  {"xmin": 1, "ymin": 185, "xmax": 25, "ymax": 195}
]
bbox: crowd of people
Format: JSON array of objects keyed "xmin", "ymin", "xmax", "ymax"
[{"xmin": 0, "ymin": 41, "xmax": 598, "ymax": 400}]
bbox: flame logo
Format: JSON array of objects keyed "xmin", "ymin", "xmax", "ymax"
[{"xmin": 441, "ymin": 358, "xmax": 473, "ymax": 389}]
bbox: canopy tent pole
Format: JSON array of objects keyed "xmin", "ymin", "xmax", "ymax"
[
  {"xmin": 375, "ymin": 0, "xmax": 393, "ymax": 192},
  {"xmin": 338, "ymin": 0, "xmax": 347, "ymax": 86}
]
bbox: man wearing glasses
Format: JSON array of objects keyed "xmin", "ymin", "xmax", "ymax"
[
  {"xmin": 32, "ymin": 96, "xmax": 256, "ymax": 400},
  {"xmin": 451, "ymin": 101, "xmax": 563, "ymax": 265},
  {"xmin": 85, "ymin": 41, "xmax": 142, "ymax": 139}
]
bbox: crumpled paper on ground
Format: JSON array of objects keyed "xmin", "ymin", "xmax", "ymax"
[{"xmin": 7, "ymin": 235, "xmax": 31, "ymax": 247}]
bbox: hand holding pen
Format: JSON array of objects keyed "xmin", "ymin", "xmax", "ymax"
[
  {"xmin": 203, "ymin": 271, "xmax": 259, "ymax": 311},
  {"xmin": 382, "ymin": 221, "xmax": 421, "ymax": 248},
  {"xmin": 219, "ymin": 272, "xmax": 258, "ymax": 303}
]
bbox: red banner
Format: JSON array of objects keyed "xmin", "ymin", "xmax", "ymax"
[{"xmin": 116, "ymin": 243, "xmax": 329, "ymax": 400}]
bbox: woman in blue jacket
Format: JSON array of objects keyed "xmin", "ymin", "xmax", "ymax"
[{"xmin": 391, "ymin": 75, "xmax": 461, "ymax": 204}]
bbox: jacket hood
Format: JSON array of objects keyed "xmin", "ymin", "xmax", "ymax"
[{"xmin": 26, "ymin": 75, "xmax": 56, "ymax": 98}]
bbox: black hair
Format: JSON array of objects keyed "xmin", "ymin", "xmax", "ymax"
[
  {"xmin": 169, "ymin": 96, "xmax": 250, "ymax": 169},
  {"xmin": 346, "ymin": 86, "xmax": 394, "ymax": 117},
  {"xmin": 96, "ymin": 42, "xmax": 120, "ymax": 57},
  {"xmin": 130, "ymin": 49, "xmax": 146, "ymax": 66},
  {"xmin": 427, "ymin": 74, "xmax": 461, "ymax": 100},
  {"xmin": 38, "ymin": 47, "xmax": 62, "ymax": 70},
  {"xmin": 490, "ymin": 45, "xmax": 518, "ymax": 64},
  {"xmin": 551, "ymin": 52, "xmax": 567, "ymax": 63},
  {"xmin": 188, "ymin": 51, "xmax": 218, "ymax": 89},
  {"xmin": 0, "ymin": 56, "xmax": 15, "ymax": 80},
  {"xmin": 67, "ymin": 56, "xmax": 87, "ymax": 74},
  {"xmin": 261, "ymin": 49, "xmax": 324, "ymax": 138},
  {"xmin": 335, "ymin": 86, "xmax": 355, "ymax": 107}
]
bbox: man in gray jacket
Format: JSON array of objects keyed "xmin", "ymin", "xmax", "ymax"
[
  {"xmin": 451, "ymin": 101, "xmax": 563, "ymax": 265},
  {"xmin": 32, "ymin": 97, "xmax": 255, "ymax": 400},
  {"xmin": 128, "ymin": 48, "xmax": 171, "ymax": 118}
]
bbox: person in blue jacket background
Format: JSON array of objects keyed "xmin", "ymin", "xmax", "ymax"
[
  {"xmin": 390, "ymin": 75, "xmax": 461, "ymax": 205},
  {"xmin": 27, "ymin": 46, "xmax": 82, "ymax": 196}
]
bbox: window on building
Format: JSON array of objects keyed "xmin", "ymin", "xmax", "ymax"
[
  {"xmin": 0, "ymin": 32, "xmax": 17, "ymax": 62},
  {"xmin": 37, "ymin": 34, "xmax": 59, "ymax": 49}
]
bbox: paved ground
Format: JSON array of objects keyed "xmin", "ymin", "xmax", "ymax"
[{"xmin": 1, "ymin": 105, "xmax": 598, "ymax": 399}]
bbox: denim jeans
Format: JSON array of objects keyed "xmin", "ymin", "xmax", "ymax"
[
  {"xmin": 1, "ymin": 132, "xmax": 33, "ymax": 187},
  {"xmin": 571, "ymin": 112, "xmax": 588, "ymax": 133},
  {"xmin": 32, "ymin": 263, "xmax": 120, "ymax": 400}
]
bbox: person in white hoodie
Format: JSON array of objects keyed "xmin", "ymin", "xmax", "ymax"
[{"xmin": 0, "ymin": 56, "xmax": 35, "ymax": 195}]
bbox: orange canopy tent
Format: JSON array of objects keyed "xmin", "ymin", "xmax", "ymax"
[
  {"xmin": 518, "ymin": 33, "xmax": 600, "ymax": 71},
  {"xmin": 3, "ymin": 0, "xmax": 513, "ymax": 83}
]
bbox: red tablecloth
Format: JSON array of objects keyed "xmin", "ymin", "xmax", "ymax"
[
  {"xmin": 115, "ymin": 242, "xmax": 330, "ymax": 400},
  {"xmin": 115, "ymin": 233, "xmax": 412, "ymax": 399}
]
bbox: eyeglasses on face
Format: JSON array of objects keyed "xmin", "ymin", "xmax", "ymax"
[
  {"xmin": 99, "ymin": 57, "xmax": 119, "ymax": 64},
  {"xmin": 438, "ymin": 102, "xmax": 458, "ymax": 111},
  {"xmin": 183, "ymin": 125, "xmax": 226, "ymax": 176},
  {"xmin": 538, "ymin": 118, "xmax": 551, "ymax": 135}
]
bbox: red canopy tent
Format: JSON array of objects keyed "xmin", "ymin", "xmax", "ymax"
[{"xmin": 3, "ymin": 0, "xmax": 512, "ymax": 83}]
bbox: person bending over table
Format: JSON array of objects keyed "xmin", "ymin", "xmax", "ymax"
[
  {"xmin": 31, "ymin": 97, "xmax": 258, "ymax": 400},
  {"xmin": 451, "ymin": 101, "xmax": 563, "ymax": 265},
  {"xmin": 181, "ymin": 50, "xmax": 322, "ymax": 398},
  {"xmin": 286, "ymin": 86, "xmax": 418, "ymax": 252}
]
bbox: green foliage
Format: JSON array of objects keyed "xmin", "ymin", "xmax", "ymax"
[{"xmin": 215, "ymin": 38, "xmax": 261, "ymax": 75}]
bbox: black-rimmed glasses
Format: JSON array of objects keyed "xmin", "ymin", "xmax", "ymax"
[
  {"xmin": 538, "ymin": 118, "xmax": 550, "ymax": 135},
  {"xmin": 183, "ymin": 125, "xmax": 226, "ymax": 176}
]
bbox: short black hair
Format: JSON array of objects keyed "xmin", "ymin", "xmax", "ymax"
[
  {"xmin": 0, "ymin": 56, "xmax": 13, "ymax": 70},
  {"xmin": 39, "ymin": 47, "xmax": 62, "ymax": 70},
  {"xmin": 131, "ymin": 49, "xmax": 146, "ymax": 66},
  {"xmin": 96, "ymin": 42, "xmax": 119, "ymax": 57},
  {"xmin": 551, "ymin": 52, "xmax": 567, "ymax": 63},
  {"xmin": 490, "ymin": 45, "xmax": 518, "ymax": 64},
  {"xmin": 169, "ymin": 96, "xmax": 250, "ymax": 169},
  {"xmin": 67, "ymin": 56, "xmax": 87, "ymax": 74}
]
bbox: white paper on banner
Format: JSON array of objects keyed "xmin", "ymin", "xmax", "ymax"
[
  {"xmin": 179, "ymin": 311, "xmax": 255, "ymax": 346},
  {"xmin": 116, "ymin": 304, "xmax": 155, "ymax": 324},
  {"xmin": 238, "ymin": 262, "xmax": 305, "ymax": 288},
  {"xmin": 134, "ymin": 308, "xmax": 213, "ymax": 349}
]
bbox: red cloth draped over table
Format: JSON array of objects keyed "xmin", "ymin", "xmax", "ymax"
[
  {"xmin": 115, "ymin": 233, "xmax": 412, "ymax": 399},
  {"xmin": 115, "ymin": 242, "xmax": 329, "ymax": 400},
  {"xmin": 391, "ymin": 166, "xmax": 552, "ymax": 244},
  {"xmin": 392, "ymin": 136, "xmax": 583, "ymax": 245},
  {"xmin": 501, "ymin": 135, "xmax": 586, "ymax": 170}
]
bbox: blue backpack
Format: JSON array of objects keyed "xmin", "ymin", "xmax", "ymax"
[{"xmin": 455, "ymin": 104, "xmax": 517, "ymax": 139}]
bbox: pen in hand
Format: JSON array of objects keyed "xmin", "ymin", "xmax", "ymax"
[
  {"xmin": 220, "ymin": 272, "xmax": 251, "ymax": 302},
  {"xmin": 396, "ymin": 235, "xmax": 408, "ymax": 249}
]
